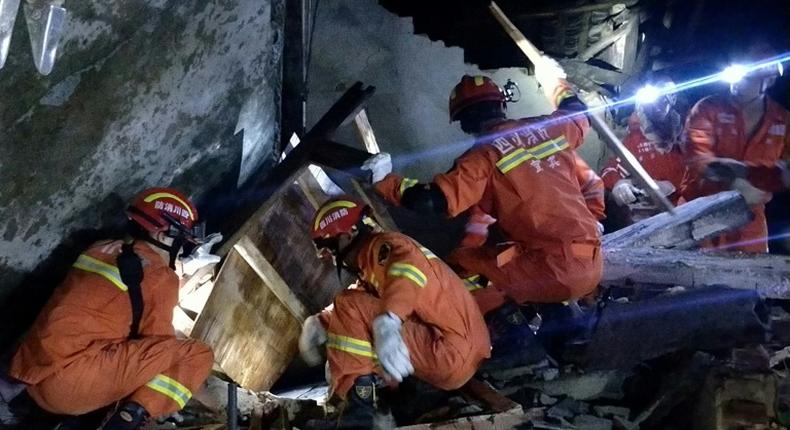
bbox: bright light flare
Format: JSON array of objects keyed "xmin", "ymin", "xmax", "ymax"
[
  {"xmin": 634, "ymin": 85, "xmax": 661, "ymax": 104},
  {"xmin": 721, "ymin": 64, "xmax": 749, "ymax": 84}
]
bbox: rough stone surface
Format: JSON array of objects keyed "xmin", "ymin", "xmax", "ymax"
[
  {"xmin": 0, "ymin": 0, "xmax": 284, "ymax": 342},
  {"xmin": 306, "ymin": 0, "xmax": 606, "ymax": 181}
]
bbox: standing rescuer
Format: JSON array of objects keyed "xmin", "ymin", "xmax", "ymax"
[
  {"xmin": 7, "ymin": 188, "xmax": 217, "ymax": 430},
  {"xmin": 680, "ymin": 41, "xmax": 790, "ymax": 253},
  {"xmin": 368, "ymin": 64, "xmax": 602, "ymax": 325},
  {"xmin": 299, "ymin": 197, "xmax": 490, "ymax": 428},
  {"xmin": 602, "ymin": 77, "xmax": 685, "ymax": 211}
]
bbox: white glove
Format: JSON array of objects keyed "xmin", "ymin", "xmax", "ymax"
[
  {"xmin": 299, "ymin": 315, "xmax": 327, "ymax": 366},
  {"xmin": 732, "ymin": 178, "xmax": 771, "ymax": 206},
  {"xmin": 656, "ymin": 180, "xmax": 676, "ymax": 197},
  {"xmin": 612, "ymin": 179, "xmax": 641, "ymax": 206},
  {"xmin": 596, "ymin": 222, "xmax": 604, "ymax": 236},
  {"xmin": 372, "ymin": 312, "xmax": 413, "ymax": 382},
  {"xmin": 361, "ymin": 152, "xmax": 393, "ymax": 183},
  {"xmin": 534, "ymin": 56, "xmax": 567, "ymax": 91},
  {"xmin": 180, "ymin": 233, "xmax": 223, "ymax": 277}
]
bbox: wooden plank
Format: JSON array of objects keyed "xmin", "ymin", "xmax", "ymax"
[
  {"xmin": 234, "ymin": 236, "xmax": 310, "ymax": 322},
  {"xmin": 353, "ymin": 109, "xmax": 380, "ymax": 154},
  {"xmin": 191, "ymin": 246, "xmax": 302, "ymax": 391},
  {"xmin": 602, "ymin": 247, "xmax": 790, "ymax": 298},
  {"xmin": 602, "ymin": 191, "xmax": 752, "ymax": 250},
  {"xmin": 460, "ymin": 378, "xmax": 521, "ymax": 414}
]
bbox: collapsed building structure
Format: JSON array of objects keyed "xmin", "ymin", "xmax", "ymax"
[{"xmin": 1, "ymin": 0, "xmax": 790, "ymax": 429}]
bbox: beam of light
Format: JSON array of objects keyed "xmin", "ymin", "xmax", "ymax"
[
  {"xmin": 634, "ymin": 84, "xmax": 661, "ymax": 104},
  {"xmin": 706, "ymin": 231, "xmax": 790, "ymax": 252},
  {"xmin": 721, "ymin": 64, "xmax": 749, "ymax": 84}
]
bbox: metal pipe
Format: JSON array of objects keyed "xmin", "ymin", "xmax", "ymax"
[{"xmin": 227, "ymin": 381, "xmax": 238, "ymax": 430}]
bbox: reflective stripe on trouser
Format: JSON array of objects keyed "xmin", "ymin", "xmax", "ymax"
[
  {"xmin": 145, "ymin": 374, "xmax": 192, "ymax": 409},
  {"xmin": 448, "ymin": 245, "xmax": 602, "ymax": 315},
  {"xmin": 27, "ymin": 337, "xmax": 213, "ymax": 416},
  {"xmin": 321, "ymin": 289, "xmax": 484, "ymax": 398}
]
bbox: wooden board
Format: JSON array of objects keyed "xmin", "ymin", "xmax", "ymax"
[
  {"xmin": 191, "ymin": 238, "xmax": 303, "ymax": 391},
  {"xmin": 194, "ymin": 165, "xmax": 398, "ymax": 390}
]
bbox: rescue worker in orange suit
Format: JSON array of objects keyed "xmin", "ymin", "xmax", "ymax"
[
  {"xmin": 602, "ymin": 78, "xmax": 685, "ymax": 206},
  {"xmin": 6, "ymin": 188, "xmax": 217, "ymax": 430},
  {"xmin": 447, "ymin": 153, "xmax": 604, "ymax": 294},
  {"xmin": 680, "ymin": 41, "xmax": 790, "ymax": 253},
  {"xmin": 365, "ymin": 64, "xmax": 602, "ymax": 342},
  {"xmin": 599, "ymin": 77, "xmax": 685, "ymax": 229},
  {"xmin": 299, "ymin": 197, "xmax": 490, "ymax": 428}
]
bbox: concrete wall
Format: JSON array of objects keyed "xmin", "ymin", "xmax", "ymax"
[
  {"xmin": 306, "ymin": 0, "xmax": 606, "ymax": 181},
  {"xmin": 0, "ymin": 0, "xmax": 283, "ymax": 333}
]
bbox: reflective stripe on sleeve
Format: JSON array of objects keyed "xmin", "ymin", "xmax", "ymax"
[
  {"xmin": 145, "ymin": 374, "xmax": 192, "ymax": 409},
  {"xmin": 388, "ymin": 263, "xmax": 428, "ymax": 288},
  {"xmin": 418, "ymin": 246, "xmax": 438, "ymax": 260},
  {"xmin": 72, "ymin": 254, "xmax": 128, "ymax": 292},
  {"xmin": 399, "ymin": 178, "xmax": 419, "ymax": 196},
  {"xmin": 327, "ymin": 333, "xmax": 377, "ymax": 359}
]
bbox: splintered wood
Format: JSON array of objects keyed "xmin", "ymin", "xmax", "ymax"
[{"xmin": 192, "ymin": 166, "xmax": 394, "ymax": 391}]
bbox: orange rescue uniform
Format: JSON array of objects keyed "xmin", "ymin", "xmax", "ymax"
[
  {"xmin": 680, "ymin": 95, "xmax": 790, "ymax": 253},
  {"xmin": 10, "ymin": 240, "xmax": 213, "ymax": 417},
  {"xmin": 601, "ymin": 112, "xmax": 685, "ymax": 202},
  {"xmin": 317, "ymin": 232, "xmax": 490, "ymax": 398},
  {"xmin": 376, "ymin": 109, "xmax": 602, "ymax": 314}
]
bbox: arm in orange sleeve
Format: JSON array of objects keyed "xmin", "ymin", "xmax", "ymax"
[
  {"xmin": 378, "ymin": 237, "xmax": 431, "ymax": 321},
  {"xmin": 575, "ymin": 154, "xmax": 606, "ymax": 220},
  {"xmin": 433, "ymin": 149, "xmax": 494, "ymax": 218},
  {"xmin": 373, "ymin": 173, "xmax": 419, "ymax": 207},
  {"xmin": 459, "ymin": 205, "xmax": 497, "ymax": 248},
  {"xmin": 681, "ymin": 100, "xmax": 727, "ymax": 199},
  {"xmin": 600, "ymin": 155, "xmax": 625, "ymax": 189}
]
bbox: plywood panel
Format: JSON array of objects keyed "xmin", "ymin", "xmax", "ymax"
[{"xmin": 192, "ymin": 241, "xmax": 302, "ymax": 391}]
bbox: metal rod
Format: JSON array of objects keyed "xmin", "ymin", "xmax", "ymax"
[{"xmin": 227, "ymin": 381, "xmax": 238, "ymax": 430}]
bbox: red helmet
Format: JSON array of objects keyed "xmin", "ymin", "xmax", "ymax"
[
  {"xmin": 126, "ymin": 187, "xmax": 200, "ymax": 241},
  {"xmin": 311, "ymin": 196, "xmax": 370, "ymax": 242},
  {"xmin": 449, "ymin": 75, "xmax": 506, "ymax": 121}
]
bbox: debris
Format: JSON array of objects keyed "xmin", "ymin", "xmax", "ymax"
[
  {"xmin": 548, "ymin": 398, "xmax": 590, "ymax": 419},
  {"xmin": 581, "ymin": 286, "xmax": 768, "ymax": 370},
  {"xmin": 727, "ymin": 345, "xmax": 770, "ymax": 373},
  {"xmin": 514, "ymin": 370, "xmax": 630, "ymax": 401},
  {"xmin": 593, "ymin": 405, "xmax": 630, "ymax": 420},
  {"xmin": 602, "ymin": 247, "xmax": 790, "ymax": 299},
  {"xmin": 612, "ymin": 415, "xmax": 639, "ymax": 430},
  {"xmin": 540, "ymin": 394, "xmax": 558, "ymax": 406},
  {"xmin": 602, "ymin": 191, "xmax": 751, "ymax": 250},
  {"xmin": 574, "ymin": 414, "xmax": 614, "ymax": 430}
]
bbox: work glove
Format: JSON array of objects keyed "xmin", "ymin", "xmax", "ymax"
[
  {"xmin": 362, "ymin": 152, "xmax": 393, "ymax": 183},
  {"xmin": 705, "ymin": 158, "xmax": 748, "ymax": 183},
  {"xmin": 372, "ymin": 312, "xmax": 414, "ymax": 382},
  {"xmin": 180, "ymin": 233, "xmax": 223, "ymax": 277},
  {"xmin": 732, "ymin": 178, "xmax": 770, "ymax": 206},
  {"xmin": 534, "ymin": 55, "xmax": 567, "ymax": 92},
  {"xmin": 612, "ymin": 179, "xmax": 641, "ymax": 206},
  {"xmin": 299, "ymin": 315, "xmax": 327, "ymax": 366},
  {"xmin": 656, "ymin": 180, "xmax": 676, "ymax": 197}
]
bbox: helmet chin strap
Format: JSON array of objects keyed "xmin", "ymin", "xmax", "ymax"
[
  {"xmin": 332, "ymin": 232, "xmax": 366, "ymax": 284},
  {"xmin": 143, "ymin": 234, "xmax": 185, "ymax": 270}
]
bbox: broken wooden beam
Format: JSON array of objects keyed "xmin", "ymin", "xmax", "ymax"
[
  {"xmin": 602, "ymin": 191, "xmax": 752, "ymax": 250},
  {"xmin": 602, "ymin": 247, "xmax": 790, "ymax": 299}
]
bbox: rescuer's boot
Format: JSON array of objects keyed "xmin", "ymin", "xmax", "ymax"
[{"xmin": 99, "ymin": 402, "xmax": 150, "ymax": 430}]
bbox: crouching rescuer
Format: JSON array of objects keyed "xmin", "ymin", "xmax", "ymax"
[
  {"xmin": 368, "ymin": 68, "xmax": 603, "ymax": 354},
  {"xmin": 299, "ymin": 197, "xmax": 491, "ymax": 427},
  {"xmin": 7, "ymin": 188, "xmax": 216, "ymax": 429}
]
